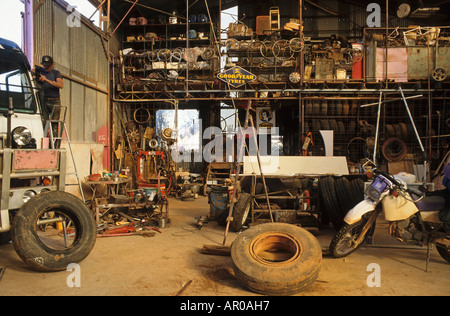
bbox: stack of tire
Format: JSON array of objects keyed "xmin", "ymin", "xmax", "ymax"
[{"xmin": 318, "ymin": 176, "xmax": 364, "ymax": 230}]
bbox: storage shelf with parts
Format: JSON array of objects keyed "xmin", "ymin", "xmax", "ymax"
[
  {"xmin": 224, "ymin": 33, "xmax": 303, "ymax": 83},
  {"xmin": 299, "ymin": 92, "xmax": 435, "ymax": 176},
  {"xmin": 120, "ymin": 20, "xmax": 218, "ymax": 82},
  {"xmin": 122, "ymin": 23, "xmax": 213, "ymax": 49}
]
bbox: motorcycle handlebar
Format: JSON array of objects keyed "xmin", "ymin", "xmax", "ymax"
[
  {"xmin": 373, "ymin": 167, "xmax": 425, "ymax": 199},
  {"xmin": 373, "ymin": 169, "xmax": 402, "ymax": 187},
  {"xmin": 407, "ymin": 188, "xmax": 425, "ymax": 199}
]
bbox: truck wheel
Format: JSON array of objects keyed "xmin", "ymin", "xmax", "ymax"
[
  {"xmin": 11, "ymin": 191, "xmax": 96, "ymax": 272},
  {"xmin": 231, "ymin": 222, "xmax": 322, "ymax": 295},
  {"xmin": 230, "ymin": 193, "xmax": 252, "ymax": 232}
]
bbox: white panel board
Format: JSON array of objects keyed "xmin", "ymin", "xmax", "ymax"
[{"xmin": 243, "ymin": 156, "xmax": 349, "ymax": 176}]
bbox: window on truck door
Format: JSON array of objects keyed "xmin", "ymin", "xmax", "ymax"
[{"xmin": 0, "ymin": 60, "xmax": 37, "ymax": 114}]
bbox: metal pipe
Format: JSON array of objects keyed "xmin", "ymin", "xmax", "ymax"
[
  {"xmin": 248, "ymin": 115, "xmax": 273, "ymax": 222},
  {"xmin": 300, "ymin": 0, "xmax": 303, "ymax": 87},
  {"xmin": 186, "ymin": 0, "xmax": 189, "ymax": 97},
  {"xmin": 23, "ymin": 0, "xmax": 34, "ymax": 67},
  {"xmin": 5, "ymin": 171, "xmax": 61, "ymax": 179},
  {"xmin": 360, "ymin": 94, "xmax": 423, "ymax": 107},
  {"xmin": 399, "ymin": 87, "xmax": 425, "ymax": 154},
  {"xmin": 373, "ymin": 92, "xmax": 382, "ymax": 165},
  {"xmin": 113, "ymin": 88, "xmax": 435, "ymax": 97},
  {"xmin": 385, "ymin": 0, "xmax": 389, "ymax": 89},
  {"xmin": 399, "ymin": 86, "xmax": 427, "ymax": 182},
  {"xmin": 123, "ymin": 0, "xmax": 187, "ymax": 21},
  {"xmin": 110, "ymin": 0, "xmax": 139, "ymax": 37},
  {"xmin": 37, "ymin": 217, "xmax": 64, "ymax": 226}
]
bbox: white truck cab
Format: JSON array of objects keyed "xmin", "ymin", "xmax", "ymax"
[{"xmin": 0, "ymin": 37, "xmax": 44, "ymax": 148}]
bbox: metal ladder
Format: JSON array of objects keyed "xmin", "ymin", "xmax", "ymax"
[{"xmin": 44, "ymin": 105, "xmax": 85, "ymax": 203}]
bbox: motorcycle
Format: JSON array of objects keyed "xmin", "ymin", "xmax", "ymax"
[{"xmin": 329, "ymin": 160, "xmax": 450, "ymax": 265}]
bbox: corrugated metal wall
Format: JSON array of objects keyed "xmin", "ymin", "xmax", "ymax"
[{"xmin": 33, "ymin": 0, "xmax": 109, "ymax": 147}]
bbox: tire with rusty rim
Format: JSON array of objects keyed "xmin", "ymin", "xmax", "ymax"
[
  {"xmin": 11, "ymin": 191, "xmax": 96, "ymax": 272},
  {"xmin": 231, "ymin": 222, "xmax": 322, "ymax": 295}
]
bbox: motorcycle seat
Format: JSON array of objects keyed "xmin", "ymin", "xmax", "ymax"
[{"xmin": 415, "ymin": 196, "xmax": 445, "ymax": 212}]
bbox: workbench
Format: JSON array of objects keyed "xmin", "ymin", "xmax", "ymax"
[{"xmin": 85, "ymin": 177, "xmax": 132, "ymax": 201}]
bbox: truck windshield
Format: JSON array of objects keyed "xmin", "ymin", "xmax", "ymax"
[{"xmin": 0, "ymin": 51, "xmax": 38, "ymax": 114}]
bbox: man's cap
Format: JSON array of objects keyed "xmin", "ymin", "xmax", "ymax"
[{"xmin": 41, "ymin": 55, "xmax": 53, "ymax": 67}]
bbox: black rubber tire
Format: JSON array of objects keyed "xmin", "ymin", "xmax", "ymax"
[
  {"xmin": 334, "ymin": 177, "xmax": 354, "ymax": 217},
  {"xmin": 11, "ymin": 191, "xmax": 97, "ymax": 272},
  {"xmin": 0, "ymin": 232, "xmax": 11, "ymax": 244},
  {"xmin": 231, "ymin": 222, "xmax": 322, "ymax": 295},
  {"xmin": 350, "ymin": 178, "xmax": 365, "ymax": 206},
  {"xmin": 436, "ymin": 244, "xmax": 450, "ymax": 264},
  {"xmin": 329, "ymin": 212, "xmax": 373, "ymax": 258},
  {"xmin": 230, "ymin": 193, "xmax": 252, "ymax": 232},
  {"xmin": 216, "ymin": 209, "xmax": 228, "ymax": 226},
  {"xmin": 319, "ymin": 176, "xmax": 344, "ymax": 230}
]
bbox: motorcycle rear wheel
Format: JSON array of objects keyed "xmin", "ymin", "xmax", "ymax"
[{"xmin": 329, "ymin": 212, "xmax": 374, "ymax": 258}]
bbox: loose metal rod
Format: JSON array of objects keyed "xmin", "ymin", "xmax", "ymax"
[
  {"xmin": 222, "ymin": 100, "xmax": 251, "ymax": 246},
  {"xmin": 248, "ymin": 115, "xmax": 274, "ymax": 223},
  {"xmin": 399, "ymin": 86, "xmax": 427, "ymax": 182},
  {"xmin": 110, "ymin": 0, "xmax": 139, "ymax": 37},
  {"xmin": 360, "ymin": 94, "xmax": 423, "ymax": 107},
  {"xmin": 373, "ymin": 91, "xmax": 382, "ymax": 165}
]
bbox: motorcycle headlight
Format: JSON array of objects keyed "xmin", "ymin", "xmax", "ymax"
[
  {"xmin": 12, "ymin": 126, "xmax": 32, "ymax": 146},
  {"xmin": 366, "ymin": 185, "xmax": 382, "ymax": 201}
]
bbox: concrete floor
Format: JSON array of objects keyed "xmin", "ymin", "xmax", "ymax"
[{"xmin": 0, "ymin": 196, "xmax": 449, "ymax": 296}]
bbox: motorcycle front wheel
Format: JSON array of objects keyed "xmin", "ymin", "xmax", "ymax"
[
  {"xmin": 329, "ymin": 212, "xmax": 374, "ymax": 258},
  {"xmin": 436, "ymin": 244, "xmax": 450, "ymax": 263}
]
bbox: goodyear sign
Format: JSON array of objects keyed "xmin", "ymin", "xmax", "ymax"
[{"xmin": 217, "ymin": 66, "xmax": 256, "ymax": 88}]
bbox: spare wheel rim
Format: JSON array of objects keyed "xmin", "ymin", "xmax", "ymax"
[{"xmin": 250, "ymin": 232, "xmax": 302, "ymax": 266}]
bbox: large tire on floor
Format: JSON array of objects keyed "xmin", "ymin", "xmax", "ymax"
[
  {"xmin": 231, "ymin": 222, "xmax": 322, "ymax": 295},
  {"xmin": 230, "ymin": 193, "xmax": 252, "ymax": 232},
  {"xmin": 319, "ymin": 176, "xmax": 344, "ymax": 230},
  {"xmin": 11, "ymin": 191, "xmax": 97, "ymax": 272}
]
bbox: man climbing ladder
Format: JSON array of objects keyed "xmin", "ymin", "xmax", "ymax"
[{"xmin": 37, "ymin": 55, "xmax": 64, "ymax": 148}]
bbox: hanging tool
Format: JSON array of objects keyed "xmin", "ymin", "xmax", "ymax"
[{"xmin": 302, "ymin": 132, "xmax": 313, "ymax": 156}]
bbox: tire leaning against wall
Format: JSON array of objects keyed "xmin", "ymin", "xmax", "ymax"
[
  {"xmin": 230, "ymin": 193, "xmax": 252, "ymax": 232},
  {"xmin": 318, "ymin": 176, "xmax": 344, "ymax": 230},
  {"xmin": 334, "ymin": 177, "xmax": 355, "ymax": 217}
]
